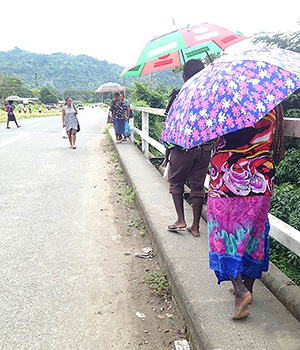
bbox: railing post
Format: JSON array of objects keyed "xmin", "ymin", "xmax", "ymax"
[
  {"xmin": 129, "ymin": 115, "xmax": 134, "ymax": 143},
  {"xmin": 142, "ymin": 109, "xmax": 149, "ymax": 158}
]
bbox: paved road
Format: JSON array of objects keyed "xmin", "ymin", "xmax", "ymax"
[{"xmin": 0, "ymin": 108, "xmax": 131, "ymax": 349}]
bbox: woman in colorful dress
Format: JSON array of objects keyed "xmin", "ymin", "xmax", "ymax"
[
  {"xmin": 6, "ymin": 101, "xmax": 21, "ymax": 129},
  {"xmin": 207, "ymin": 104, "xmax": 285, "ymax": 320},
  {"xmin": 111, "ymin": 93, "xmax": 127, "ymax": 143},
  {"xmin": 62, "ymin": 97, "xmax": 78, "ymax": 149}
]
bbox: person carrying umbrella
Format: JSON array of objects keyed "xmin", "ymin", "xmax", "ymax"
[
  {"xmin": 161, "ymin": 47, "xmax": 300, "ymax": 320},
  {"xmin": 208, "ymin": 104, "xmax": 285, "ymax": 319},
  {"xmin": 5, "ymin": 100, "xmax": 21, "ymax": 129},
  {"xmin": 164, "ymin": 59, "xmax": 212, "ymax": 237}
]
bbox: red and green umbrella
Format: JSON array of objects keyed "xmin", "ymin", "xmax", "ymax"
[{"xmin": 120, "ymin": 22, "xmax": 247, "ymax": 77}]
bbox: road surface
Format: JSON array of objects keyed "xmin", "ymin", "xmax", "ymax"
[{"xmin": 0, "ymin": 108, "xmax": 184, "ymax": 349}]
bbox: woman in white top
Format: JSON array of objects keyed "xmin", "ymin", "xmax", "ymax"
[{"xmin": 62, "ymin": 97, "xmax": 78, "ymax": 149}]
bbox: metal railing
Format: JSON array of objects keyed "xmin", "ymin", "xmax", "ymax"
[{"xmin": 130, "ymin": 106, "xmax": 300, "ymax": 258}]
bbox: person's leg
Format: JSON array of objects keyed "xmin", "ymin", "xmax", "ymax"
[
  {"xmin": 168, "ymin": 194, "xmax": 187, "ymax": 229},
  {"xmin": 243, "ymin": 276, "xmax": 255, "ymax": 294},
  {"xmin": 67, "ymin": 130, "xmax": 73, "ymax": 147},
  {"xmin": 72, "ymin": 131, "xmax": 76, "ymax": 148},
  {"xmin": 188, "ymin": 197, "xmax": 204, "ymax": 237},
  {"xmin": 6, "ymin": 121, "xmax": 10, "ymax": 129},
  {"xmin": 229, "ymin": 274, "xmax": 252, "ymax": 320},
  {"xmin": 188, "ymin": 145, "xmax": 211, "ymax": 236},
  {"xmin": 168, "ymin": 149, "xmax": 190, "ymax": 230},
  {"xmin": 15, "ymin": 120, "xmax": 20, "ymax": 127}
]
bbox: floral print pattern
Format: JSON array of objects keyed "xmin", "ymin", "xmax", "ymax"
[
  {"xmin": 209, "ymin": 111, "xmax": 276, "ymax": 198},
  {"xmin": 207, "ymin": 110, "xmax": 277, "ymax": 283},
  {"xmin": 161, "ymin": 48, "xmax": 300, "ymax": 149}
]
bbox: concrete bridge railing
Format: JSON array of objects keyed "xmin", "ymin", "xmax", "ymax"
[{"xmin": 130, "ymin": 106, "xmax": 300, "ymax": 258}]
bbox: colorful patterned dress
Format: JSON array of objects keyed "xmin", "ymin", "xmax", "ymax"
[
  {"xmin": 112, "ymin": 101, "xmax": 126, "ymax": 135},
  {"xmin": 207, "ymin": 109, "xmax": 277, "ymax": 283}
]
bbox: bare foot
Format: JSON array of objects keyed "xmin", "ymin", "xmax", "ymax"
[
  {"xmin": 232, "ymin": 291, "xmax": 252, "ymax": 320},
  {"xmin": 187, "ymin": 227, "xmax": 200, "ymax": 237},
  {"xmin": 229, "ymin": 287, "xmax": 253, "ymax": 304},
  {"xmin": 168, "ymin": 221, "xmax": 187, "ymax": 231}
]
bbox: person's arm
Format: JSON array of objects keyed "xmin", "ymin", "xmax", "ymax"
[
  {"xmin": 162, "ymin": 147, "xmax": 171, "ymax": 167},
  {"xmin": 62, "ymin": 108, "xmax": 66, "ymax": 127},
  {"xmin": 126, "ymin": 104, "xmax": 130, "ymax": 121}
]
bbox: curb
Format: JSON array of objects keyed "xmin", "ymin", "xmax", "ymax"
[{"xmin": 262, "ymin": 263, "xmax": 300, "ymax": 322}]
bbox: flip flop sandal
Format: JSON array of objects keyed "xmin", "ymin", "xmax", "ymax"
[{"xmin": 167, "ymin": 225, "xmax": 187, "ymax": 232}]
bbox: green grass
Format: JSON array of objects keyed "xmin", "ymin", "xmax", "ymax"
[
  {"xmin": 121, "ymin": 185, "xmax": 135, "ymax": 206},
  {"xmin": 143, "ymin": 269, "xmax": 170, "ymax": 298},
  {"xmin": 109, "ymin": 152, "xmax": 118, "ymax": 162}
]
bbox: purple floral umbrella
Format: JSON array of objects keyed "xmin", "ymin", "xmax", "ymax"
[{"xmin": 161, "ymin": 48, "xmax": 300, "ymax": 149}]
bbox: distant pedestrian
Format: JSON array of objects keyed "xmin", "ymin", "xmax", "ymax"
[
  {"xmin": 6, "ymin": 100, "xmax": 21, "ymax": 129},
  {"xmin": 62, "ymin": 97, "xmax": 79, "ymax": 149},
  {"xmin": 120, "ymin": 92, "xmax": 130, "ymax": 120},
  {"xmin": 111, "ymin": 93, "xmax": 127, "ymax": 143},
  {"xmin": 120, "ymin": 92, "xmax": 131, "ymax": 140},
  {"xmin": 29, "ymin": 105, "xmax": 32, "ymax": 114},
  {"xmin": 38, "ymin": 105, "xmax": 42, "ymax": 113},
  {"xmin": 18, "ymin": 104, "xmax": 22, "ymax": 114},
  {"xmin": 23, "ymin": 105, "xmax": 27, "ymax": 114}
]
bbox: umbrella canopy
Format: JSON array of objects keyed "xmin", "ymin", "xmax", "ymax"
[
  {"xmin": 161, "ymin": 48, "xmax": 300, "ymax": 149},
  {"xmin": 120, "ymin": 22, "xmax": 247, "ymax": 77},
  {"xmin": 4, "ymin": 95, "xmax": 22, "ymax": 102},
  {"xmin": 95, "ymin": 82, "xmax": 125, "ymax": 93}
]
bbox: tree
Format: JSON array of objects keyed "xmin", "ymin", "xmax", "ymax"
[
  {"xmin": 131, "ymin": 81, "xmax": 166, "ymax": 108},
  {"xmin": 0, "ymin": 74, "xmax": 24, "ymax": 102},
  {"xmin": 39, "ymin": 87, "xmax": 58, "ymax": 104},
  {"xmin": 252, "ymin": 20, "xmax": 300, "ymax": 52}
]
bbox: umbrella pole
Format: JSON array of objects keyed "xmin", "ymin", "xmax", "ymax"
[
  {"xmin": 205, "ymin": 50, "xmax": 213, "ymax": 64},
  {"xmin": 180, "ymin": 49, "xmax": 186, "ymax": 64}
]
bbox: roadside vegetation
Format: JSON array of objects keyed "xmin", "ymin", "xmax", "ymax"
[{"xmin": 0, "ymin": 104, "xmax": 61, "ymax": 123}]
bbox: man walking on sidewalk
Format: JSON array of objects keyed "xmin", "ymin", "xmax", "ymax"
[{"xmin": 163, "ymin": 59, "xmax": 212, "ymax": 237}]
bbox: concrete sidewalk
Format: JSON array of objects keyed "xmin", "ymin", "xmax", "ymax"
[{"xmin": 110, "ymin": 131, "xmax": 300, "ymax": 350}]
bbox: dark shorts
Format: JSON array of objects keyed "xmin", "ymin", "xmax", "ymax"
[{"xmin": 168, "ymin": 144, "xmax": 212, "ymax": 198}]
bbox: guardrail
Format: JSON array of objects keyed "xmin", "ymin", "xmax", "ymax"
[{"xmin": 130, "ymin": 106, "xmax": 300, "ymax": 258}]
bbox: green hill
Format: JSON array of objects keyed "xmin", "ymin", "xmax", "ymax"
[{"xmin": 0, "ymin": 48, "xmax": 182, "ymax": 92}]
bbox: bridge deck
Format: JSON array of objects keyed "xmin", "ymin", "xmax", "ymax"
[{"xmin": 110, "ymin": 129, "xmax": 300, "ymax": 350}]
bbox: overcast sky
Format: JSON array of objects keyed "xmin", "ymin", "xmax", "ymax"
[{"xmin": 1, "ymin": 0, "xmax": 299, "ymax": 67}]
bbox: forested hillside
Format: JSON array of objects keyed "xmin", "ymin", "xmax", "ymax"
[{"xmin": 0, "ymin": 48, "xmax": 182, "ymax": 92}]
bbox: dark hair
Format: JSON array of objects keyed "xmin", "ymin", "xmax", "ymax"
[
  {"xmin": 65, "ymin": 97, "xmax": 72, "ymax": 105},
  {"xmin": 114, "ymin": 93, "xmax": 120, "ymax": 97},
  {"xmin": 120, "ymin": 92, "xmax": 124, "ymax": 96},
  {"xmin": 273, "ymin": 104, "xmax": 285, "ymax": 164},
  {"xmin": 8, "ymin": 100, "xmax": 13, "ymax": 104},
  {"xmin": 183, "ymin": 59, "xmax": 205, "ymax": 81}
]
